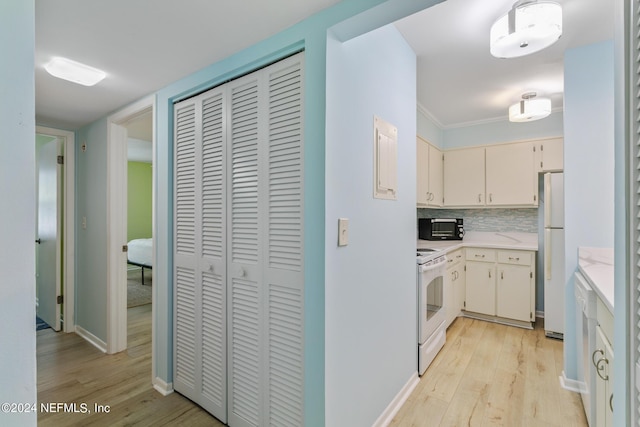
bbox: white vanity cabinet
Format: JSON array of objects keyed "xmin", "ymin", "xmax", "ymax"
[
  {"xmin": 445, "ymin": 248, "xmax": 465, "ymax": 327},
  {"xmin": 464, "ymin": 247, "xmax": 535, "ymax": 327},
  {"xmin": 416, "ymin": 137, "xmax": 443, "ymax": 207},
  {"xmin": 593, "ymin": 298, "xmax": 614, "ymax": 427}
]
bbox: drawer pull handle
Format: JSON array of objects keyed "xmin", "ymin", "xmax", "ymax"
[
  {"xmin": 508, "ymin": 256, "xmax": 520, "ymax": 261},
  {"xmin": 475, "ymin": 254, "xmax": 485, "ymax": 258},
  {"xmin": 610, "ymin": 393, "xmax": 613, "ymax": 412}
]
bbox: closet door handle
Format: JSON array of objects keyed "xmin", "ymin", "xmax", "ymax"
[
  {"xmin": 592, "ymin": 349, "xmax": 604, "ymax": 368},
  {"xmin": 595, "ymin": 356, "xmax": 609, "ymax": 381},
  {"xmin": 235, "ymin": 266, "xmax": 246, "ymax": 277}
]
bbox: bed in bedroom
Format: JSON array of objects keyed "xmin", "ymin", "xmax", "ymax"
[{"xmin": 127, "ymin": 238, "xmax": 152, "ymax": 285}]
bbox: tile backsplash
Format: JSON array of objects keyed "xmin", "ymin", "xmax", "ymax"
[{"xmin": 418, "ymin": 208, "xmax": 538, "ymax": 233}]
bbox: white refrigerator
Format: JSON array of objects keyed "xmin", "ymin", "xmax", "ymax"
[{"xmin": 543, "ymin": 172, "xmax": 565, "ymax": 338}]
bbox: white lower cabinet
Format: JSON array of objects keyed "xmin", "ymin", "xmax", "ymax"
[
  {"xmin": 445, "ymin": 249, "xmax": 465, "ymax": 327},
  {"xmin": 464, "ymin": 248, "xmax": 535, "ymax": 326},
  {"xmin": 593, "ymin": 299, "xmax": 614, "ymax": 427}
]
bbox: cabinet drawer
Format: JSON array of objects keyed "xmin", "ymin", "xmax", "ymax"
[
  {"xmin": 466, "ymin": 247, "xmax": 495, "ymax": 262},
  {"xmin": 597, "ymin": 298, "xmax": 614, "ymax": 347},
  {"xmin": 497, "ymin": 250, "xmax": 532, "ymax": 266},
  {"xmin": 446, "ymin": 249, "xmax": 464, "ymax": 269}
]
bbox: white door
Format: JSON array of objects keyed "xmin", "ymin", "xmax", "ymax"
[{"xmin": 36, "ymin": 137, "xmax": 62, "ymax": 331}]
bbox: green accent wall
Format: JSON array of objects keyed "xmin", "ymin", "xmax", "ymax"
[{"xmin": 127, "ymin": 161, "xmax": 152, "ymax": 241}]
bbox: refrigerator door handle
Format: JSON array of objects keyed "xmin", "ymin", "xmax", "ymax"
[
  {"xmin": 544, "ymin": 173, "xmax": 551, "ymax": 226},
  {"xmin": 545, "ymin": 228, "xmax": 552, "ymax": 281}
]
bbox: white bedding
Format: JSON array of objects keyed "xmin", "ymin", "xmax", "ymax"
[{"xmin": 128, "ymin": 238, "xmax": 152, "ymax": 267}]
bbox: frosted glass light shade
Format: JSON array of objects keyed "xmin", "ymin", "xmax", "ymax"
[
  {"xmin": 44, "ymin": 57, "xmax": 106, "ymax": 86},
  {"xmin": 490, "ymin": 1, "xmax": 562, "ymax": 58},
  {"xmin": 509, "ymin": 97, "xmax": 551, "ymax": 122}
]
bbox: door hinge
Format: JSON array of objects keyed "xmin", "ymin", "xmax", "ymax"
[
  {"xmin": 122, "ymin": 244, "xmax": 128, "ymax": 253},
  {"xmin": 57, "ymin": 155, "xmax": 64, "ymax": 165},
  {"xmin": 57, "ymin": 295, "xmax": 63, "ymax": 304}
]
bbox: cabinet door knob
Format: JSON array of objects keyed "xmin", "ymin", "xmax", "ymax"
[
  {"xmin": 592, "ymin": 348, "xmax": 604, "ymax": 368},
  {"xmin": 501, "ymin": 271, "xmax": 504, "ymax": 280},
  {"xmin": 478, "ymin": 194, "xmax": 482, "ymax": 202},
  {"xmin": 489, "ymin": 193, "xmax": 493, "ymax": 203},
  {"xmin": 595, "ymin": 356, "xmax": 609, "ymax": 381},
  {"xmin": 488, "ymin": 270, "xmax": 492, "ymax": 278}
]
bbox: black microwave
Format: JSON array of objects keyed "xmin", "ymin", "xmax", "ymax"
[{"xmin": 418, "ymin": 218, "xmax": 464, "ymax": 241}]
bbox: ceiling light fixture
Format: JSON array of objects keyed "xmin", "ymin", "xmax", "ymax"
[
  {"xmin": 44, "ymin": 57, "xmax": 106, "ymax": 86},
  {"xmin": 509, "ymin": 92, "xmax": 551, "ymax": 122},
  {"xmin": 490, "ymin": 0, "xmax": 562, "ymax": 59}
]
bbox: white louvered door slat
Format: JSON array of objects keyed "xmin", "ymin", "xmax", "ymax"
[
  {"xmin": 200, "ymin": 89, "xmax": 228, "ymax": 421},
  {"xmin": 174, "ymin": 100, "xmax": 203, "ymax": 404},
  {"xmin": 265, "ymin": 55, "xmax": 304, "ymax": 427},
  {"xmin": 228, "ymin": 73, "xmax": 263, "ymax": 427},
  {"xmin": 175, "ymin": 52, "xmax": 304, "ymax": 427}
]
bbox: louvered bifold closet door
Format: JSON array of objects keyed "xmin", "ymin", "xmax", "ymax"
[
  {"xmin": 227, "ymin": 53, "xmax": 305, "ymax": 427},
  {"xmin": 174, "ymin": 87, "xmax": 228, "ymax": 423}
]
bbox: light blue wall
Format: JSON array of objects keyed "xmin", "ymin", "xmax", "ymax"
[
  {"xmin": 0, "ymin": 0, "xmax": 37, "ymax": 425},
  {"xmin": 563, "ymin": 41, "xmax": 614, "ymax": 379},
  {"xmin": 443, "ymin": 111, "xmax": 563, "ymax": 149},
  {"xmin": 76, "ymin": 119, "xmax": 109, "ymax": 341},
  {"xmin": 150, "ymin": 2, "xmax": 442, "ymax": 425},
  {"xmin": 325, "ymin": 24, "xmax": 417, "ymax": 426}
]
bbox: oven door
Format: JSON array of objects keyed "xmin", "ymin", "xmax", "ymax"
[{"xmin": 418, "ymin": 261, "xmax": 445, "ymax": 344}]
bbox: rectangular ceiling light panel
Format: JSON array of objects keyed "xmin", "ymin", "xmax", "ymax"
[{"xmin": 44, "ymin": 57, "xmax": 106, "ymax": 86}]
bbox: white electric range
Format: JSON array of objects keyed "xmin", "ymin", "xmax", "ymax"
[{"xmin": 416, "ymin": 248, "xmax": 447, "ymax": 375}]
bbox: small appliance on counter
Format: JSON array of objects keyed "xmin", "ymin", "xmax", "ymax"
[{"xmin": 419, "ymin": 218, "xmax": 464, "ymax": 241}]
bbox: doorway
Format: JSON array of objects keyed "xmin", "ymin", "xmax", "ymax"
[
  {"xmin": 35, "ymin": 126, "xmax": 75, "ymax": 334},
  {"xmin": 106, "ymin": 96, "xmax": 155, "ymax": 360}
]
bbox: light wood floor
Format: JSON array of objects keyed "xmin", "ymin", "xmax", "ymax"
[
  {"xmin": 36, "ymin": 304, "xmax": 222, "ymax": 426},
  {"xmin": 38, "ymin": 310, "xmax": 586, "ymax": 426},
  {"xmin": 390, "ymin": 317, "xmax": 588, "ymax": 427}
]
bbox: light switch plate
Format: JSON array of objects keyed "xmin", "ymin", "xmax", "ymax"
[{"xmin": 338, "ymin": 218, "xmax": 349, "ymax": 246}]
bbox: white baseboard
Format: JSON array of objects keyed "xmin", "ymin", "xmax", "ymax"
[
  {"xmin": 372, "ymin": 372, "xmax": 420, "ymax": 427},
  {"xmin": 75, "ymin": 325, "xmax": 107, "ymax": 353},
  {"xmin": 559, "ymin": 371, "xmax": 584, "ymax": 393},
  {"xmin": 153, "ymin": 377, "xmax": 174, "ymax": 396}
]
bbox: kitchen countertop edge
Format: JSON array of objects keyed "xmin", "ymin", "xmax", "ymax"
[{"xmin": 577, "ymin": 247, "xmax": 614, "ymax": 313}]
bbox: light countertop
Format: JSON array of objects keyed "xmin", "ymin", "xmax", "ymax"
[
  {"xmin": 418, "ymin": 231, "xmax": 538, "ymax": 253},
  {"xmin": 578, "ymin": 247, "xmax": 614, "ymax": 313}
]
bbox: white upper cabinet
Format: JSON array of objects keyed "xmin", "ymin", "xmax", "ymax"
[
  {"xmin": 485, "ymin": 142, "xmax": 537, "ymax": 207},
  {"xmin": 534, "ymin": 137, "xmax": 564, "ymax": 172},
  {"xmin": 416, "ymin": 137, "xmax": 443, "ymax": 207},
  {"xmin": 443, "ymin": 147, "xmax": 485, "ymax": 207}
]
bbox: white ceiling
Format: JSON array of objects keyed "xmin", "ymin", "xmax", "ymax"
[
  {"xmin": 395, "ymin": 0, "xmax": 614, "ymax": 128},
  {"xmin": 35, "ymin": 0, "xmax": 341, "ymax": 130},
  {"xmin": 35, "ymin": 0, "xmax": 614, "ymax": 132}
]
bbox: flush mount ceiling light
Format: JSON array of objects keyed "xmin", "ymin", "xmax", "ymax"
[
  {"xmin": 44, "ymin": 57, "xmax": 106, "ymax": 86},
  {"xmin": 490, "ymin": 0, "xmax": 562, "ymax": 59},
  {"xmin": 509, "ymin": 92, "xmax": 551, "ymax": 122}
]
